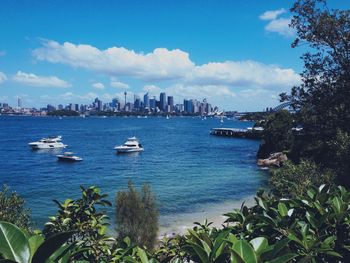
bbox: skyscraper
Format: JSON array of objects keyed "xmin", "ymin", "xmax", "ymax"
[
  {"xmin": 17, "ymin": 97, "xmax": 22, "ymax": 108},
  {"xmin": 143, "ymin": 93, "xmax": 150, "ymax": 109},
  {"xmin": 160, "ymin": 92, "xmax": 166, "ymax": 111},
  {"xmin": 149, "ymin": 97, "xmax": 156, "ymax": 111},
  {"xmin": 167, "ymin": 96, "xmax": 174, "ymax": 112}
]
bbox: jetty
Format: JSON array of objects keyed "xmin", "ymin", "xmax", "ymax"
[{"xmin": 210, "ymin": 127, "xmax": 263, "ymax": 139}]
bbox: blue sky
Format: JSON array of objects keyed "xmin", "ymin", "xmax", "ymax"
[{"xmin": 0, "ymin": 0, "xmax": 348, "ymax": 111}]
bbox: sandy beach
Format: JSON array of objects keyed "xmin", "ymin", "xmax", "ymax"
[{"xmin": 159, "ymin": 195, "xmax": 256, "ymax": 237}]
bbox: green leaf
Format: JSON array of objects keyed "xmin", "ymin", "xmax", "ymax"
[
  {"xmin": 278, "ymin": 203, "xmax": 288, "ymax": 217},
  {"xmin": 32, "ymin": 231, "xmax": 74, "ymax": 263},
  {"xmin": 137, "ymin": 247, "xmax": 149, "ymax": 263},
  {"xmin": 232, "ymin": 240, "xmax": 257, "ymax": 263},
  {"xmin": 249, "ymin": 237, "xmax": 268, "ymax": 255},
  {"xmin": 0, "ymin": 221, "xmax": 31, "ymax": 263},
  {"xmin": 28, "ymin": 235, "xmax": 44, "ymax": 260},
  {"xmin": 266, "ymin": 253, "xmax": 298, "ymax": 263},
  {"xmin": 332, "ymin": 196, "xmax": 342, "ymax": 213},
  {"xmin": 183, "ymin": 242, "xmax": 209, "ymax": 263}
]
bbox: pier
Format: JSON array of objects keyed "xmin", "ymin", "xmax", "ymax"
[{"xmin": 210, "ymin": 127, "xmax": 263, "ymax": 139}]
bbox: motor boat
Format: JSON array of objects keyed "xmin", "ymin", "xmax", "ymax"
[
  {"xmin": 28, "ymin": 136, "xmax": 67, "ymax": 150},
  {"xmin": 114, "ymin": 137, "xmax": 144, "ymax": 153},
  {"xmin": 57, "ymin": 152, "xmax": 83, "ymax": 162}
]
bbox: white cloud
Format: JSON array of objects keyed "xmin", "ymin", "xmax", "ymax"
[
  {"xmin": 33, "ymin": 40, "xmax": 300, "ymax": 90},
  {"xmin": 13, "ymin": 71, "xmax": 71, "ymax": 88},
  {"xmin": 265, "ymin": 18, "xmax": 295, "ymax": 37},
  {"xmin": 110, "ymin": 80, "xmax": 129, "ymax": 89},
  {"xmin": 259, "ymin": 8, "xmax": 286, "ymax": 21},
  {"xmin": 0, "ymin": 72, "xmax": 7, "ymax": 84},
  {"xmin": 189, "ymin": 61, "xmax": 300, "ymax": 88},
  {"xmin": 143, "ymin": 84, "xmax": 162, "ymax": 94},
  {"xmin": 165, "ymin": 84, "xmax": 236, "ymax": 100},
  {"xmin": 92, "ymin": 82, "xmax": 105, "ymax": 90},
  {"xmin": 259, "ymin": 8, "xmax": 295, "ymax": 38},
  {"xmin": 33, "ymin": 40, "xmax": 194, "ymax": 81}
]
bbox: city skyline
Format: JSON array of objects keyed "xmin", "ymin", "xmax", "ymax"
[
  {"xmin": 0, "ymin": 90, "xmax": 218, "ymax": 116},
  {"xmin": 0, "ymin": 1, "xmax": 348, "ymax": 111}
]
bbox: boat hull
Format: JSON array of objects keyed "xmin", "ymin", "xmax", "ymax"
[
  {"xmin": 57, "ymin": 156, "xmax": 82, "ymax": 162},
  {"xmin": 29, "ymin": 143, "xmax": 67, "ymax": 149},
  {"xmin": 115, "ymin": 147, "xmax": 144, "ymax": 153}
]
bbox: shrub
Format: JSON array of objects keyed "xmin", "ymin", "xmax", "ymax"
[
  {"xmin": 269, "ymin": 160, "xmax": 335, "ymax": 198},
  {"xmin": 43, "ymin": 186, "xmax": 113, "ymax": 261},
  {"xmin": 115, "ymin": 181, "xmax": 159, "ymax": 250},
  {"xmin": 0, "ymin": 185, "xmax": 31, "ymax": 231}
]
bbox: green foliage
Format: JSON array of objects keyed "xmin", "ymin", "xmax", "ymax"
[
  {"xmin": 325, "ymin": 129, "xmax": 350, "ymax": 187},
  {"xmin": 270, "ymin": 160, "xmax": 335, "ymax": 198},
  {"xmin": 0, "ymin": 221, "xmax": 74, "ymax": 263},
  {"xmin": 279, "ymin": 0, "xmax": 350, "ymax": 187},
  {"xmin": 2, "ymin": 184, "xmax": 350, "ymax": 262},
  {"xmin": 43, "ymin": 186, "xmax": 114, "ymax": 261},
  {"xmin": 116, "ymin": 181, "xmax": 159, "ymax": 250},
  {"xmin": 223, "ymin": 185, "xmax": 350, "ymax": 262},
  {"xmin": 257, "ymin": 110, "xmax": 294, "ymax": 158},
  {"xmin": 0, "ymin": 185, "xmax": 31, "ymax": 231}
]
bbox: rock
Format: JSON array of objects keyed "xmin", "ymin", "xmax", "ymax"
[{"xmin": 257, "ymin": 152, "xmax": 287, "ymax": 167}]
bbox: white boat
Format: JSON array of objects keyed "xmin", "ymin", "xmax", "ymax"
[
  {"xmin": 166, "ymin": 115, "xmax": 170, "ymax": 119},
  {"xmin": 57, "ymin": 152, "xmax": 83, "ymax": 162},
  {"xmin": 114, "ymin": 137, "xmax": 144, "ymax": 153},
  {"xmin": 28, "ymin": 136, "xmax": 67, "ymax": 150}
]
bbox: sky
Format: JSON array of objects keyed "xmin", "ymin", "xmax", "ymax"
[{"xmin": 0, "ymin": 0, "xmax": 348, "ymax": 111}]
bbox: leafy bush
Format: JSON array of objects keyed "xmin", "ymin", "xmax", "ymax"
[
  {"xmin": 1, "ymin": 184, "xmax": 350, "ymax": 262},
  {"xmin": 43, "ymin": 186, "xmax": 114, "ymax": 261},
  {"xmin": 269, "ymin": 160, "xmax": 335, "ymax": 198},
  {"xmin": 115, "ymin": 181, "xmax": 159, "ymax": 250},
  {"xmin": 0, "ymin": 185, "xmax": 31, "ymax": 231},
  {"xmin": 0, "ymin": 221, "xmax": 74, "ymax": 263}
]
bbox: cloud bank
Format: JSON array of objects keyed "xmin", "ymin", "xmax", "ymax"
[
  {"xmin": 33, "ymin": 40, "xmax": 300, "ymax": 90},
  {"xmin": 13, "ymin": 71, "xmax": 71, "ymax": 88}
]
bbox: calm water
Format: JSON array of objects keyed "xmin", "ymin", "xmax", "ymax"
[{"xmin": 0, "ymin": 116, "xmax": 267, "ymax": 227}]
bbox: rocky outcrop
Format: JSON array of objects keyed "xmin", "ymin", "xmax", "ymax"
[{"xmin": 257, "ymin": 152, "xmax": 287, "ymax": 167}]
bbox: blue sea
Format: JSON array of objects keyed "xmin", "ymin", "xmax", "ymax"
[{"xmin": 0, "ymin": 116, "xmax": 267, "ymax": 229}]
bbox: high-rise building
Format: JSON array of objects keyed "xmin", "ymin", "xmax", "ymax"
[
  {"xmin": 17, "ymin": 97, "xmax": 22, "ymax": 108},
  {"xmin": 149, "ymin": 98, "xmax": 156, "ymax": 111},
  {"xmin": 74, "ymin": 104, "xmax": 79, "ymax": 112},
  {"xmin": 94, "ymin": 98, "xmax": 102, "ymax": 111},
  {"xmin": 47, "ymin": 104, "xmax": 56, "ymax": 112},
  {"xmin": 167, "ymin": 96, "xmax": 174, "ymax": 112},
  {"xmin": 111, "ymin": 98, "xmax": 119, "ymax": 108},
  {"xmin": 134, "ymin": 98, "xmax": 141, "ymax": 110},
  {"xmin": 143, "ymin": 93, "xmax": 150, "ymax": 109},
  {"xmin": 160, "ymin": 92, "xmax": 166, "ymax": 111}
]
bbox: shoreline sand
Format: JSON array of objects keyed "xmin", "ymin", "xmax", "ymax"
[{"xmin": 159, "ymin": 195, "xmax": 256, "ymax": 237}]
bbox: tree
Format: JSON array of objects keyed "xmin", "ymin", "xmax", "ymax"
[
  {"xmin": 0, "ymin": 185, "xmax": 31, "ymax": 231},
  {"xmin": 257, "ymin": 110, "xmax": 294, "ymax": 158},
  {"xmin": 280, "ymin": 0, "xmax": 350, "ymax": 186},
  {"xmin": 115, "ymin": 181, "xmax": 159, "ymax": 250}
]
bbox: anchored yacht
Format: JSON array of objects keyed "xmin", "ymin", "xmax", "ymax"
[
  {"xmin": 57, "ymin": 152, "xmax": 83, "ymax": 162},
  {"xmin": 28, "ymin": 136, "xmax": 67, "ymax": 150},
  {"xmin": 114, "ymin": 137, "xmax": 144, "ymax": 153}
]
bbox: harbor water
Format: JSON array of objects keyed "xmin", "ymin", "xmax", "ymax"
[{"xmin": 0, "ymin": 116, "xmax": 268, "ymax": 229}]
